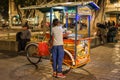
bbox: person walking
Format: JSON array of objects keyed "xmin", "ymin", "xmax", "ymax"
[{"xmin": 51, "ymin": 19, "xmax": 68, "ymax": 78}]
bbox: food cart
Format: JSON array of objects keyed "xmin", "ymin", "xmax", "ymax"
[{"xmin": 22, "ymin": 1, "xmax": 99, "ymax": 68}]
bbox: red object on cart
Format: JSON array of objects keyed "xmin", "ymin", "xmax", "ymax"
[{"xmin": 38, "ymin": 42, "xmax": 50, "ymax": 56}]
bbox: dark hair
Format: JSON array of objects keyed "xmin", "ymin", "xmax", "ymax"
[
  {"xmin": 53, "ymin": 18, "xmax": 59, "ymax": 26},
  {"xmin": 97, "ymin": 23, "xmax": 106, "ymax": 29},
  {"xmin": 22, "ymin": 22, "xmax": 29, "ymax": 29}
]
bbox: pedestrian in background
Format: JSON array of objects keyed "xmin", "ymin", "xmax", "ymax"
[
  {"xmin": 17, "ymin": 23, "xmax": 31, "ymax": 53},
  {"xmin": 107, "ymin": 21, "xmax": 118, "ymax": 42},
  {"xmin": 96, "ymin": 23, "xmax": 107, "ymax": 44}
]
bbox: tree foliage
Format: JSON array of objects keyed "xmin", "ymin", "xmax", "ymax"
[
  {"xmin": 110, "ymin": 0, "xmax": 118, "ymax": 3},
  {"xmin": 0, "ymin": 0, "xmax": 8, "ymax": 20},
  {"xmin": 13, "ymin": 0, "xmax": 54, "ymax": 22}
]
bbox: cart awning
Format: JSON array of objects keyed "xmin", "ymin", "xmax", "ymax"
[
  {"xmin": 20, "ymin": 1, "xmax": 100, "ymax": 12},
  {"xmin": 86, "ymin": 1, "xmax": 99, "ymax": 10}
]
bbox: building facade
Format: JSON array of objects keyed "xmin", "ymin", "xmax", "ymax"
[{"xmin": 105, "ymin": 0, "xmax": 120, "ymax": 25}]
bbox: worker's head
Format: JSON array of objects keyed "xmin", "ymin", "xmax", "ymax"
[
  {"xmin": 22, "ymin": 22, "xmax": 29, "ymax": 30},
  {"xmin": 53, "ymin": 18, "xmax": 60, "ymax": 26}
]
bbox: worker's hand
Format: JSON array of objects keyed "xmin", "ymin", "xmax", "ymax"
[
  {"xmin": 66, "ymin": 30, "xmax": 72, "ymax": 34},
  {"xmin": 63, "ymin": 32, "xmax": 70, "ymax": 39}
]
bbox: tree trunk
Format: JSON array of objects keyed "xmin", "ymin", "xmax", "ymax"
[
  {"xmin": 14, "ymin": 3, "xmax": 23, "ymax": 23},
  {"xmin": 91, "ymin": 0, "xmax": 106, "ymax": 32}
]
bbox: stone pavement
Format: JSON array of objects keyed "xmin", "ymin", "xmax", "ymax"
[{"xmin": 0, "ymin": 41, "xmax": 120, "ymax": 80}]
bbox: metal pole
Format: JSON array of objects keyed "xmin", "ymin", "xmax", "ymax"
[
  {"xmin": 74, "ymin": 6, "xmax": 78, "ymax": 62},
  {"xmin": 50, "ymin": 8, "xmax": 53, "ymax": 40},
  {"xmin": 88, "ymin": 15, "xmax": 91, "ymax": 37},
  {"xmin": 65, "ymin": 7, "xmax": 68, "ymax": 29}
]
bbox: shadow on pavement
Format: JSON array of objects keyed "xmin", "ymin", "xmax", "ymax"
[
  {"xmin": 9, "ymin": 63, "xmax": 97, "ymax": 80},
  {"xmin": 0, "ymin": 50, "xmax": 18, "ymax": 59},
  {"xmin": 9, "ymin": 64, "xmax": 38, "ymax": 80},
  {"xmin": 63, "ymin": 67, "xmax": 97, "ymax": 80},
  {"xmin": 0, "ymin": 50, "xmax": 28, "ymax": 59},
  {"xmin": 101, "ymin": 43, "xmax": 117, "ymax": 48}
]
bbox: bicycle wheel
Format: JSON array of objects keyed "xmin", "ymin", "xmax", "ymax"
[{"xmin": 26, "ymin": 43, "xmax": 41, "ymax": 65}]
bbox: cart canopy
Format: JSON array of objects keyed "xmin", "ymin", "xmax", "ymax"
[{"xmin": 20, "ymin": 1, "xmax": 99, "ymax": 12}]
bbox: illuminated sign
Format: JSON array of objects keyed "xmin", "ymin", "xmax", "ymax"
[{"xmin": 78, "ymin": 6, "xmax": 92, "ymax": 15}]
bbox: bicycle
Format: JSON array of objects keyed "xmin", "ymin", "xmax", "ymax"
[{"xmin": 25, "ymin": 33, "xmax": 73, "ymax": 72}]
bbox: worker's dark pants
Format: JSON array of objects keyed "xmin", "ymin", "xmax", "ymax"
[{"xmin": 18, "ymin": 39, "xmax": 29, "ymax": 52}]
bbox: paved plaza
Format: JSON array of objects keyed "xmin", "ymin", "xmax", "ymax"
[{"xmin": 0, "ymin": 41, "xmax": 120, "ymax": 80}]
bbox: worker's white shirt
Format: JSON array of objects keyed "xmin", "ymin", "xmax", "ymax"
[{"xmin": 52, "ymin": 26, "xmax": 63, "ymax": 46}]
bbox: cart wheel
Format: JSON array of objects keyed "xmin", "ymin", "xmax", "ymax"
[
  {"xmin": 62, "ymin": 64, "xmax": 71, "ymax": 74},
  {"xmin": 26, "ymin": 43, "xmax": 41, "ymax": 65},
  {"xmin": 62, "ymin": 49, "xmax": 74, "ymax": 74}
]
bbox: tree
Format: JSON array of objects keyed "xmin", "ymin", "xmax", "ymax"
[
  {"xmin": 14, "ymin": 0, "xmax": 38, "ymax": 23},
  {"xmin": 0, "ymin": 0, "xmax": 8, "ymax": 20},
  {"xmin": 13, "ymin": 0, "xmax": 55, "ymax": 23},
  {"xmin": 110, "ymin": 0, "xmax": 118, "ymax": 3},
  {"xmin": 91, "ymin": 0, "xmax": 107, "ymax": 30}
]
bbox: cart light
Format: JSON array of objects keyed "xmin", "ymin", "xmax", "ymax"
[{"xmin": 65, "ymin": 2, "xmax": 72, "ymax": 4}]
